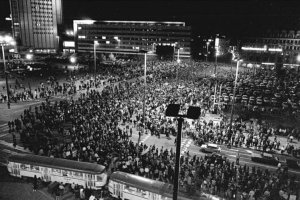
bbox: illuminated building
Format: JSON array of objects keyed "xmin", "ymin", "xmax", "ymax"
[
  {"xmin": 9, "ymin": 0, "xmax": 63, "ymax": 53},
  {"xmin": 241, "ymin": 30, "xmax": 300, "ymax": 64},
  {"xmin": 73, "ymin": 20, "xmax": 191, "ymax": 58}
]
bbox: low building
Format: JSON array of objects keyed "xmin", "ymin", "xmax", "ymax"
[
  {"xmin": 241, "ymin": 30, "xmax": 300, "ymax": 64},
  {"xmin": 73, "ymin": 20, "xmax": 191, "ymax": 58}
]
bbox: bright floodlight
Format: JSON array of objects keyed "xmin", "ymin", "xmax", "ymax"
[
  {"xmin": 26, "ymin": 54, "xmax": 33, "ymax": 60},
  {"xmin": 94, "ymin": 40, "xmax": 99, "ymax": 45},
  {"xmin": 70, "ymin": 56, "xmax": 76, "ymax": 63},
  {"xmin": 0, "ymin": 35, "xmax": 14, "ymax": 44},
  {"xmin": 177, "ymin": 59, "xmax": 181, "ymax": 63},
  {"xmin": 297, "ymin": 55, "xmax": 300, "ymax": 62}
]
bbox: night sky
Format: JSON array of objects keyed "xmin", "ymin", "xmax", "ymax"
[{"xmin": 1, "ymin": 0, "xmax": 300, "ymax": 37}]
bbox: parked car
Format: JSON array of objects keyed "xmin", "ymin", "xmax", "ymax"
[
  {"xmin": 200, "ymin": 143, "xmax": 221, "ymax": 154},
  {"xmin": 251, "ymin": 152, "xmax": 286, "ymax": 166},
  {"xmin": 286, "ymin": 159, "xmax": 300, "ymax": 170}
]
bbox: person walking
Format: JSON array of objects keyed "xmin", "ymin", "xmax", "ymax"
[{"xmin": 236, "ymin": 151, "xmax": 240, "ymax": 165}]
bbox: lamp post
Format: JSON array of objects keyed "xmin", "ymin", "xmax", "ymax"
[
  {"xmin": 137, "ymin": 50, "xmax": 148, "ymax": 145},
  {"xmin": 56, "ymin": 36, "xmax": 60, "ymax": 52},
  {"xmin": 214, "ymin": 38, "xmax": 219, "ymax": 75},
  {"xmin": 0, "ymin": 35, "xmax": 15, "ymax": 109},
  {"xmin": 94, "ymin": 40, "xmax": 99, "ymax": 80},
  {"xmin": 297, "ymin": 54, "xmax": 300, "ymax": 75},
  {"xmin": 165, "ymin": 104, "xmax": 200, "ymax": 200},
  {"xmin": 206, "ymin": 39, "xmax": 212, "ymax": 62},
  {"xmin": 228, "ymin": 59, "xmax": 243, "ymax": 135},
  {"xmin": 176, "ymin": 48, "xmax": 183, "ymax": 85}
]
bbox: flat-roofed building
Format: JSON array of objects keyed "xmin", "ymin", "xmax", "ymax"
[{"xmin": 73, "ymin": 20, "xmax": 191, "ymax": 58}]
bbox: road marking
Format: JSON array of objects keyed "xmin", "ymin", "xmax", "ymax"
[
  {"xmin": 0, "ymin": 140, "xmax": 31, "ymax": 153},
  {"xmin": 246, "ymin": 150, "xmax": 253, "ymax": 154},
  {"xmin": 140, "ymin": 134, "xmax": 151, "ymax": 144},
  {"xmin": 3, "ymin": 149, "xmax": 19, "ymax": 155},
  {"xmin": 0, "ymin": 127, "xmax": 9, "ymax": 132},
  {"xmin": 231, "ymin": 149, "xmax": 239, "ymax": 151},
  {"xmin": 228, "ymin": 154, "xmax": 236, "ymax": 158},
  {"xmin": 181, "ymin": 139, "xmax": 193, "ymax": 155},
  {"xmin": 0, "ymin": 133, "xmax": 9, "ymax": 138}
]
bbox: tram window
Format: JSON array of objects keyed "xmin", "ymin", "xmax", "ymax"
[
  {"xmin": 96, "ymin": 175, "xmax": 102, "ymax": 181},
  {"xmin": 52, "ymin": 168, "xmax": 61, "ymax": 174},
  {"xmin": 62, "ymin": 170, "xmax": 71, "ymax": 177},
  {"xmin": 20, "ymin": 164, "xmax": 30, "ymax": 170},
  {"xmin": 86, "ymin": 174, "xmax": 92, "ymax": 179},
  {"xmin": 30, "ymin": 165, "xmax": 39, "ymax": 171},
  {"xmin": 73, "ymin": 172, "xmax": 83, "ymax": 178}
]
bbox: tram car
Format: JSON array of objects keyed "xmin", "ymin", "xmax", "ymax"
[
  {"xmin": 7, "ymin": 154, "xmax": 107, "ymax": 189},
  {"xmin": 109, "ymin": 171, "xmax": 196, "ymax": 200}
]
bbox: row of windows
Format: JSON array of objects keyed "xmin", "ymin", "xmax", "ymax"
[
  {"xmin": 32, "ymin": 16, "xmax": 53, "ymax": 19},
  {"xmin": 32, "ymin": 11, "xmax": 53, "ymax": 14},
  {"xmin": 31, "ymin": 0, "xmax": 52, "ymax": 5},
  {"xmin": 33, "ymin": 32, "xmax": 54, "ymax": 34},
  {"xmin": 85, "ymin": 26, "xmax": 189, "ymax": 32},
  {"xmin": 33, "ymin": 20, "xmax": 53, "ymax": 23}
]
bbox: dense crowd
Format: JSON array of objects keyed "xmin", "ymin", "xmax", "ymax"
[{"xmin": 6, "ymin": 59, "xmax": 300, "ymax": 200}]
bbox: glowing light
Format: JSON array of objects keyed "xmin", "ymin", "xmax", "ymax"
[
  {"xmin": 242, "ymin": 47, "xmax": 267, "ymax": 51},
  {"xmin": 70, "ymin": 56, "xmax": 76, "ymax": 63},
  {"xmin": 26, "ymin": 54, "xmax": 33, "ymax": 60},
  {"xmin": 268, "ymin": 48, "xmax": 282, "ymax": 52}
]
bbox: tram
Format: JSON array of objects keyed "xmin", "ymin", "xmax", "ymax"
[
  {"xmin": 7, "ymin": 154, "xmax": 107, "ymax": 189},
  {"xmin": 108, "ymin": 171, "xmax": 194, "ymax": 200}
]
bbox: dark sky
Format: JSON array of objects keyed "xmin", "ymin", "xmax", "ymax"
[{"xmin": 1, "ymin": 0, "xmax": 300, "ymax": 37}]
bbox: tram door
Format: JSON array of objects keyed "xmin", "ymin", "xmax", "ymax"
[
  {"xmin": 12, "ymin": 163, "xmax": 20, "ymax": 176},
  {"xmin": 87, "ymin": 174, "xmax": 94, "ymax": 188},
  {"xmin": 115, "ymin": 183, "xmax": 123, "ymax": 199},
  {"xmin": 42, "ymin": 167, "xmax": 51, "ymax": 182}
]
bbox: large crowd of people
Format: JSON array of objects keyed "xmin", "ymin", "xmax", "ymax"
[{"xmin": 6, "ymin": 58, "xmax": 300, "ymax": 200}]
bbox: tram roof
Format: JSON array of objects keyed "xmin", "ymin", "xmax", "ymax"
[
  {"xmin": 9, "ymin": 154, "xmax": 105, "ymax": 174},
  {"xmin": 110, "ymin": 171, "xmax": 173, "ymax": 196}
]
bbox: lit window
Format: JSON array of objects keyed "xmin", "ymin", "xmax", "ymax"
[{"xmin": 78, "ymin": 35, "xmax": 86, "ymax": 39}]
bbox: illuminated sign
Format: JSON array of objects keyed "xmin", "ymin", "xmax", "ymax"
[
  {"xmin": 63, "ymin": 41, "xmax": 75, "ymax": 47},
  {"xmin": 268, "ymin": 48, "xmax": 282, "ymax": 52},
  {"xmin": 215, "ymin": 38, "xmax": 219, "ymax": 48},
  {"xmin": 241, "ymin": 47, "xmax": 267, "ymax": 51}
]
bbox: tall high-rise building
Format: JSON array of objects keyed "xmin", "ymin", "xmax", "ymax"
[{"xmin": 9, "ymin": 0, "xmax": 63, "ymax": 53}]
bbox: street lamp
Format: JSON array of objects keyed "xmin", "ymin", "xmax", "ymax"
[
  {"xmin": 228, "ymin": 59, "xmax": 243, "ymax": 135},
  {"xmin": 114, "ymin": 37, "xmax": 121, "ymax": 48},
  {"xmin": 56, "ymin": 36, "xmax": 60, "ymax": 52},
  {"xmin": 94, "ymin": 40, "xmax": 99, "ymax": 79},
  {"xmin": 165, "ymin": 104, "xmax": 200, "ymax": 200},
  {"xmin": 0, "ymin": 35, "xmax": 15, "ymax": 109},
  {"xmin": 176, "ymin": 47, "xmax": 183, "ymax": 85},
  {"xmin": 26, "ymin": 54, "xmax": 33, "ymax": 60},
  {"xmin": 70, "ymin": 56, "xmax": 76, "ymax": 64},
  {"xmin": 206, "ymin": 39, "xmax": 213, "ymax": 62},
  {"xmin": 138, "ymin": 49, "xmax": 148, "ymax": 145}
]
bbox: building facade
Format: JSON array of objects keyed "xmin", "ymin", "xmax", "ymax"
[
  {"xmin": 241, "ymin": 30, "xmax": 300, "ymax": 64},
  {"xmin": 73, "ymin": 20, "xmax": 191, "ymax": 58},
  {"xmin": 10, "ymin": 0, "xmax": 63, "ymax": 53}
]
